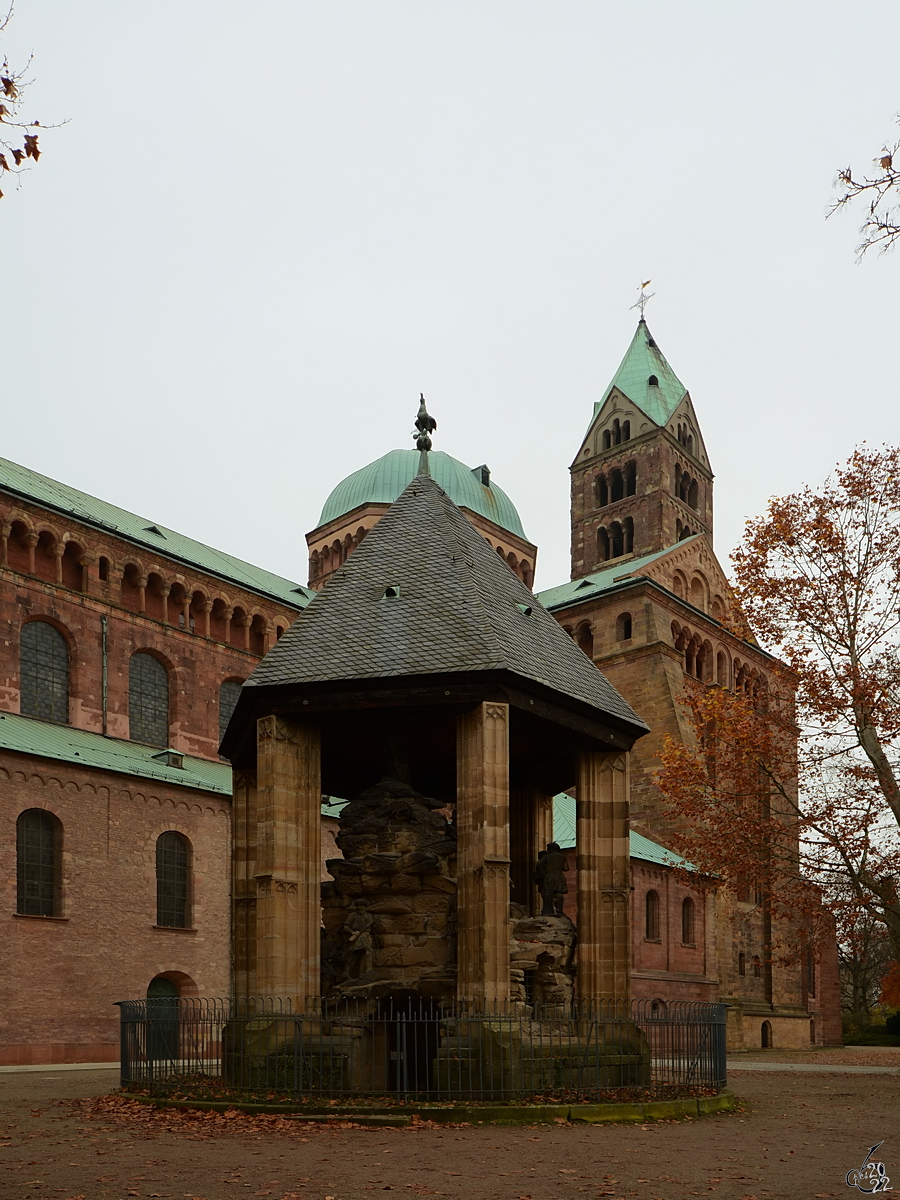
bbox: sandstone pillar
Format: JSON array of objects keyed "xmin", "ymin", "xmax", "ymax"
[
  {"xmin": 232, "ymin": 769, "xmax": 258, "ymax": 1002},
  {"xmin": 254, "ymin": 715, "xmax": 321, "ymax": 1007},
  {"xmin": 456, "ymin": 702, "xmax": 511, "ymax": 1006},
  {"xmin": 510, "ymin": 788, "xmax": 554, "ymax": 915},
  {"xmin": 576, "ymin": 751, "xmax": 630, "ymax": 1002}
]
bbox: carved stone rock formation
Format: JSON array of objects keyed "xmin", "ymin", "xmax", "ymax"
[
  {"xmin": 321, "ymin": 777, "xmax": 457, "ymax": 1001},
  {"xmin": 509, "ymin": 914, "xmax": 577, "ymax": 1008}
]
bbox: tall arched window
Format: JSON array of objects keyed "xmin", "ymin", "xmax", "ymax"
[
  {"xmin": 20, "ymin": 621, "xmax": 69, "ymax": 724},
  {"xmin": 219, "ymin": 679, "xmax": 243, "ymax": 743},
  {"xmin": 576, "ymin": 622, "xmax": 594, "ymax": 660},
  {"xmin": 681, "ymin": 897, "xmax": 696, "ymax": 945},
  {"xmin": 625, "ymin": 461, "xmax": 636, "ymax": 496},
  {"xmin": 645, "ymin": 890, "xmax": 660, "ymax": 940},
  {"xmin": 738, "ymin": 951, "xmax": 746, "ymax": 976},
  {"xmin": 17, "ymin": 808, "xmax": 62, "ymax": 916},
  {"xmin": 616, "ymin": 612, "xmax": 632, "ymax": 641},
  {"xmin": 156, "ymin": 831, "xmax": 190, "ymax": 928},
  {"xmin": 129, "ymin": 653, "xmax": 169, "ymax": 747}
]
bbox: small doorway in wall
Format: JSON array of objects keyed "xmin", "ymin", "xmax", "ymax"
[
  {"xmin": 761, "ymin": 1020, "xmax": 773, "ymax": 1049},
  {"xmin": 147, "ymin": 975, "xmax": 180, "ymax": 1061}
]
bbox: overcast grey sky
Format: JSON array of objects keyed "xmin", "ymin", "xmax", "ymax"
[{"xmin": 3, "ymin": 1, "xmax": 897, "ymax": 592}]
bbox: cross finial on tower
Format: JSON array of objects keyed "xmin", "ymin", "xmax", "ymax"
[
  {"xmin": 413, "ymin": 393, "xmax": 437, "ymax": 476},
  {"xmin": 629, "ymin": 279, "xmax": 655, "ymax": 320}
]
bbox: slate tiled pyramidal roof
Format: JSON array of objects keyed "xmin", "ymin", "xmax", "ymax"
[{"xmin": 247, "ymin": 472, "xmax": 648, "ymax": 733}]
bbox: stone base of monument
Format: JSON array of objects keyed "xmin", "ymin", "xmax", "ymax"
[
  {"xmin": 222, "ymin": 1005, "xmax": 651, "ymax": 1101},
  {"xmin": 431, "ymin": 1014, "xmax": 651, "ymax": 1100}
]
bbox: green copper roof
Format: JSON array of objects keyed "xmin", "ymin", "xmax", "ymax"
[
  {"xmin": 0, "ymin": 710, "xmax": 233, "ymax": 794},
  {"xmin": 0, "ymin": 455, "xmax": 313, "ymax": 609},
  {"xmin": 552, "ymin": 793, "xmax": 695, "ymax": 869},
  {"xmin": 317, "ymin": 449, "xmax": 528, "ymax": 540},
  {"xmin": 0, "ymin": 710, "xmax": 347, "ymax": 815},
  {"xmin": 537, "ymin": 544, "xmax": 690, "ymax": 611},
  {"xmin": 593, "ymin": 320, "xmax": 687, "ymax": 428}
]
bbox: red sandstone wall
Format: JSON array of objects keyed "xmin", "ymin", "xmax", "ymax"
[
  {"xmin": 0, "ymin": 751, "xmax": 231, "ymax": 1064},
  {"xmin": 0, "ymin": 494, "xmax": 300, "ymax": 759}
]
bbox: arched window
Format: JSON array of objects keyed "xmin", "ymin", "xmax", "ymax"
[
  {"xmin": 576, "ymin": 623, "xmax": 594, "ymax": 660},
  {"xmin": 595, "ymin": 475, "xmax": 608, "ymax": 507},
  {"xmin": 688, "ymin": 478, "xmax": 699, "ymax": 510},
  {"xmin": 17, "ymin": 809, "xmax": 62, "ymax": 916},
  {"xmin": 61, "ymin": 541, "xmax": 85, "ymax": 590},
  {"xmin": 219, "ymin": 679, "xmax": 243, "ymax": 743},
  {"xmin": 616, "ymin": 612, "xmax": 632, "ymax": 641},
  {"xmin": 597, "ymin": 527, "xmax": 610, "ymax": 561},
  {"xmin": 681, "ymin": 897, "xmax": 695, "ymax": 945},
  {"xmin": 648, "ymin": 375, "xmax": 659, "ymax": 387},
  {"xmin": 20, "ymin": 621, "xmax": 69, "ymax": 724},
  {"xmin": 621, "ymin": 419, "xmax": 631, "ymax": 440},
  {"xmin": 716, "ymin": 651, "xmax": 728, "ymax": 685},
  {"xmin": 623, "ymin": 517, "xmax": 634, "ymax": 554},
  {"xmin": 156, "ymin": 832, "xmax": 190, "ymax": 928},
  {"xmin": 610, "ymin": 522, "xmax": 624, "ymax": 558},
  {"xmin": 625, "ymin": 461, "xmax": 636, "ymax": 496},
  {"xmin": 129, "ymin": 653, "xmax": 169, "ymax": 747},
  {"xmin": 249, "ymin": 614, "xmax": 266, "ymax": 656},
  {"xmin": 602, "ymin": 429, "xmax": 611, "ymax": 450},
  {"xmin": 98, "ymin": 556, "xmax": 110, "ymax": 582},
  {"xmin": 738, "ymin": 951, "xmax": 746, "ymax": 976},
  {"xmin": 753, "ymin": 955, "xmax": 762, "ymax": 978},
  {"xmin": 761, "ymin": 1020, "xmax": 772, "ymax": 1048},
  {"xmin": 613, "ymin": 418, "xmax": 622, "ymax": 445},
  {"xmin": 645, "ymin": 890, "xmax": 660, "ymax": 940},
  {"xmin": 610, "ymin": 469, "xmax": 624, "ymax": 502}
]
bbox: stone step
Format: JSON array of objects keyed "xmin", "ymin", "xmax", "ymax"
[{"xmin": 286, "ymin": 1112, "xmax": 411, "ymax": 1127}]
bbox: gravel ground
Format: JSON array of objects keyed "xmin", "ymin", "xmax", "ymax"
[{"xmin": 1, "ymin": 1067, "xmax": 897, "ymax": 1200}]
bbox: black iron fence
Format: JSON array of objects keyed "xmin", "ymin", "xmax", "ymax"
[{"xmin": 116, "ymin": 997, "xmax": 727, "ymax": 1104}]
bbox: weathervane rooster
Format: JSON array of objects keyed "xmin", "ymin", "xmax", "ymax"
[{"xmin": 413, "ymin": 394, "xmax": 437, "ymax": 474}]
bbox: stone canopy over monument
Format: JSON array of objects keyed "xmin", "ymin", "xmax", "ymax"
[{"xmin": 222, "ymin": 410, "xmax": 648, "ymax": 1011}]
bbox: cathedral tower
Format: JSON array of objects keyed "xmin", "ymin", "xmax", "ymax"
[{"xmin": 569, "ymin": 320, "xmax": 714, "ymax": 580}]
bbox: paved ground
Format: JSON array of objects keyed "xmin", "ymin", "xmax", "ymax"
[{"xmin": 1, "ymin": 1054, "xmax": 896, "ymax": 1200}]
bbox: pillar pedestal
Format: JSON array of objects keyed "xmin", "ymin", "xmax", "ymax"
[
  {"xmin": 456, "ymin": 702, "xmax": 511, "ymax": 1006},
  {"xmin": 253, "ymin": 715, "xmax": 321, "ymax": 1007},
  {"xmin": 576, "ymin": 751, "xmax": 631, "ymax": 1003}
]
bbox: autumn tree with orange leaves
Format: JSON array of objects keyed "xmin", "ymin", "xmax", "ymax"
[
  {"xmin": 657, "ymin": 445, "xmax": 900, "ymax": 980},
  {"xmin": 0, "ymin": 4, "xmax": 44, "ymax": 199}
]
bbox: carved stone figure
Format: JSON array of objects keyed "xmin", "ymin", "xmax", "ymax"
[
  {"xmin": 534, "ymin": 842, "xmax": 569, "ymax": 917},
  {"xmin": 342, "ymin": 901, "xmax": 375, "ymax": 978}
]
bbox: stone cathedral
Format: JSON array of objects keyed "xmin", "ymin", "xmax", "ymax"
[{"xmin": 0, "ymin": 319, "xmax": 840, "ymax": 1065}]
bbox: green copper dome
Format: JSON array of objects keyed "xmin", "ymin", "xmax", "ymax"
[{"xmin": 317, "ymin": 449, "xmax": 528, "ymax": 540}]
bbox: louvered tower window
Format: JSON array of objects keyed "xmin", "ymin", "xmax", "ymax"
[
  {"xmin": 129, "ymin": 653, "xmax": 169, "ymax": 747},
  {"xmin": 156, "ymin": 832, "xmax": 190, "ymax": 927},
  {"xmin": 218, "ymin": 680, "xmax": 243, "ymax": 744},
  {"xmin": 17, "ymin": 808, "xmax": 62, "ymax": 916},
  {"xmin": 20, "ymin": 621, "xmax": 69, "ymax": 724}
]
